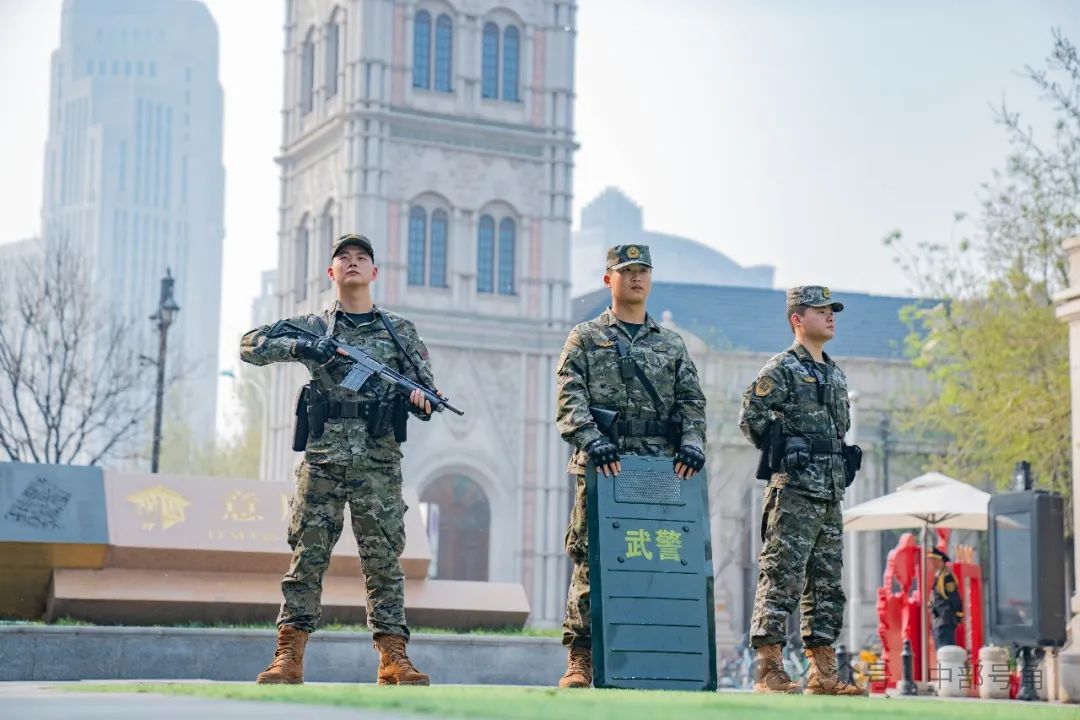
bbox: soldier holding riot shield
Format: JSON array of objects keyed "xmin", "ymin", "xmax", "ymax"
[{"xmin": 554, "ymin": 244, "xmax": 707, "ymax": 688}]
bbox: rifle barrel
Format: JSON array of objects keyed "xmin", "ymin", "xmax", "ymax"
[{"xmin": 278, "ymin": 321, "xmax": 463, "ymax": 415}]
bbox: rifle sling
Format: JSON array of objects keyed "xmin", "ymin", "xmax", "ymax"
[
  {"xmin": 377, "ymin": 307, "xmax": 428, "ymax": 388},
  {"xmin": 604, "ymin": 328, "xmax": 666, "ymax": 422}
]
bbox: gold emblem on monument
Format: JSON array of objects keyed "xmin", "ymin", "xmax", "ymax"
[
  {"xmin": 223, "ymin": 490, "xmax": 263, "ymax": 522},
  {"xmin": 126, "ymin": 485, "xmax": 191, "ymax": 531}
]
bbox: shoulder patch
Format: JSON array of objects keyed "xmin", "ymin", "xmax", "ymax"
[{"xmin": 754, "ymin": 376, "xmax": 776, "ymax": 397}]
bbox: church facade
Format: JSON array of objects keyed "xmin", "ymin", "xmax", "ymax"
[{"xmin": 262, "ymin": 0, "xmax": 579, "ymax": 626}]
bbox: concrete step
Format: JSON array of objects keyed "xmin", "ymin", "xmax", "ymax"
[{"xmin": 0, "ymin": 625, "xmax": 566, "ymax": 686}]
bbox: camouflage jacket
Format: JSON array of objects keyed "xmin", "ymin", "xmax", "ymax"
[
  {"xmin": 556, "ymin": 307, "xmax": 707, "ymax": 475},
  {"xmin": 739, "ymin": 342, "xmax": 850, "ymax": 502},
  {"xmin": 240, "ymin": 302, "xmax": 435, "ymax": 464}
]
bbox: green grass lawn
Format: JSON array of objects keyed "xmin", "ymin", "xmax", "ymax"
[{"xmin": 70, "ymin": 684, "xmax": 1080, "ymax": 720}]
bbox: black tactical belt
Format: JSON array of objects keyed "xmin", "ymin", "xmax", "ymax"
[
  {"xmin": 326, "ymin": 399, "xmax": 375, "ymax": 419},
  {"xmin": 617, "ymin": 419, "xmax": 678, "ymax": 438},
  {"xmin": 810, "ymin": 438, "xmax": 843, "ymax": 454}
]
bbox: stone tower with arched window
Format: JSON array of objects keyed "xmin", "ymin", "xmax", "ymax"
[{"xmin": 264, "ymin": 0, "xmax": 578, "ymax": 627}]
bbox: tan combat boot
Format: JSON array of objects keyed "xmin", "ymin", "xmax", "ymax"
[
  {"xmin": 375, "ymin": 633, "xmax": 431, "ymax": 685},
  {"xmin": 256, "ymin": 625, "xmax": 309, "ymax": 684},
  {"xmin": 558, "ymin": 643, "xmax": 592, "ymax": 688},
  {"xmin": 804, "ymin": 645, "xmax": 866, "ymax": 696},
  {"xmin": 753, "ymin": 644, "xmax": 802, "ymax": 694}
]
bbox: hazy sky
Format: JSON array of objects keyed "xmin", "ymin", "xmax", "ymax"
[{"xmin": 2, "ymin": 0, "xmax": 1079, "ymax": 424}]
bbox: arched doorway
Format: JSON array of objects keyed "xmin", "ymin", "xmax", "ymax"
[{"xmin": 419, "ymin": 474, "xmax": 490, "ymax": 581}]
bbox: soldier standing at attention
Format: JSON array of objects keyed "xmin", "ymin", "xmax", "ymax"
[
  {"xmin": 241, "ymin": 234, "xmax": 436, "ymax": 686},
  {"xmin": 555, "ymin": 244, "xmax": 707, "ymax": 688},
  {"xmin": 928, "ymin": 547, "xmax": 963, "ymax": 650},
  {"xmin": 739, "ymin": 286, "xmax": 864, "ymax": 696}
]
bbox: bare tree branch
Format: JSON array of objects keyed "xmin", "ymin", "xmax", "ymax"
[{"xmin": 0, "ymin": 237, "xmax": 162, "ymax": 466}]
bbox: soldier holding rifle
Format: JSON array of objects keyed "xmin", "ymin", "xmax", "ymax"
[{"xmin": 241, "ymin": 234, "xmax": 454, "ymax": 686}]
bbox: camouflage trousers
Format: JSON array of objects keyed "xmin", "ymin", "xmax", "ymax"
[
  {"xmin": 278, "ymin": 454, "xmax": 409, "ymax": 642},
  {"xmin": 562, "ymin": 474, "xmax": 590, "ymax": 647},
  {"xmin": 750, "ymin": 486, "xmax": 845, "ymax": 649}
]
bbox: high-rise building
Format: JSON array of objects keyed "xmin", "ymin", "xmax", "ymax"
[
  {"xmin": 251, "ymin": 270, "xmax": 279, "ymax": 329},
  {"xmin": 40, "ymin": 0, "xmax": 225, "ymax": 451},
  {"xmin": 262, "ymin": 0, "xmax": 578, "ymax": 625}
]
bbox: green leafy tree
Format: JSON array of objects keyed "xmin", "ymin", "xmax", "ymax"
[{"xmin": 887, "ymin": 29, "xmax": 1080, "ymax": 508}]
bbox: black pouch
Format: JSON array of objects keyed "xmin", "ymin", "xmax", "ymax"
[
  {"xmin": 755, "ymin": 422, "xmax": 791, "ymax": 480},
  {"xmin": 782, "ymin": 435, "xmax": 811, "ymax": 473},
  {"xmin": 665, "ymin": 417, "xmax": 682, "ymax": 448},
  {"xmin": 393, "ymin": 396, "xmax": 408, "ymax": 443},
  {"xmin": 589, "ymin": 406, "xmax": 620, "ymax": 443},
  {"xmin": 755, "ymin": 421, "xmax": 782, "ymax": 480},
  {"xmin": 292, "ymin": 385, "xmax": 310, "ymax": 452},
  {"xmin": 307, "ymin": 387, "xmax": 328, "ymax": 441},
  {"xmin": 842, "ymin": 443, "xmax": 863, "ymax": 487},
  {"xmin": 368, "ymin": 398, "xmax": 396, "ymax": 438}
]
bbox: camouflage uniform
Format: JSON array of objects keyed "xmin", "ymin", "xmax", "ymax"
[
  {"xmin": 240, "ymin": 301, "xmax": 434, "ymax": 641},
  {"xmin": 739, "ymin": 286, "xmax": 850, "ymax": 649},
  {"xmin": 556, "ymin": 245, "xmax": 707, "ymax": 648}
]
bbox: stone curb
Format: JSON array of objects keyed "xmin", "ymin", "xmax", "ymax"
[{"xmin": 0, "ymin": 626, "xmax": 566, "ymax": 685}]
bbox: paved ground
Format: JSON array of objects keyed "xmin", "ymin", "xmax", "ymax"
[{"xmin": 0, "ymin": 682, "xmax": 418, "ymax": 720}]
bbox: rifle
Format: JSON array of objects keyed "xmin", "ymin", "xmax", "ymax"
[{"xmin": 268, "ymin": 319, "xmax": 464, "ymax": 416}]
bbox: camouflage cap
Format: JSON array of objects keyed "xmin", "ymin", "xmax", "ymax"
[
  {"xmin": 786, "ymin": 285, "xmax": 844, "ymax": 312},
  {"xmin": 606, "ymin": 244, "xmax": 653, "ymax": 270},
  {"xmin": 331, "ymin": 233, "xmax": 375, "ymax": 263}
]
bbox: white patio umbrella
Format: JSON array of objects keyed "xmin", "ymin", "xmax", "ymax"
[
  {"xmin": 843, "ymin": 472, "xmax": 991, "ymax": 686},
  {"xmin": 844, "ymin": 471, "xmax": 990, "ymax": 531}
]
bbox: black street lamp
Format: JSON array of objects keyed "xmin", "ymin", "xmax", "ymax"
[{"xmin": 150, "ymin": 268, "xmax": 180, "ymax": 473}]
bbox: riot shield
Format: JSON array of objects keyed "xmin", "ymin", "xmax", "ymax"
[{"xmin": 586, "ymin": 454, "xmax": 717, "ymax": 690}]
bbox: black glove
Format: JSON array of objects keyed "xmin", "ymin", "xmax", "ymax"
[
  {"xmin": 406, "ymin": 392, "xmax": 435, "ymax": 419},
  {"xmin": 675, "ymin": 445, "xmax": 705, "ymax": 472},
  {"xmin": 585, "ymin": 437, "xmax": 619, "ymax": 467},
  {"xmin": 782, "ymin": 436, "xmax": 811, "ymax": 473},
  {"xmin": 293, "ymin": 337, "xmax": 335, "ymax": 364}
]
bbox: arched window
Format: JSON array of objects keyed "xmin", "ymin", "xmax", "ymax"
[
  {"xmin": 434, "ymin": 14, "xmax": 453, "ymax": 92},
  {"xmin": 502, "ymin": 26, "xmax": 520, "ymax": 102},
  {"xmin": 408, "ymin": 207, "xmax": 427, "ymax": 286},
  {"xmin": 300, "ymin": 29, "xmax": 315, "ymax": 114},
  {"xmin": 481, "ymin": 23, "xmax": 499, "ymax": 99},
  {"xmin": 325, "ymin": 13, "xmax": 340, "ymax": 99},
  {"xmin": 430, "ymin": 209, "xmax": 449, "ymax": 287},
  {"xmin": 420, "ymin": 475, "xmax": 490, "ymax": 581},
  {"xmin": 412, "ymin": 11, "xmax": 431, "ymax": 89},
  {"xmin": 476, "ymin": 215, "xmax": 495, "ymax": 293},
  {"xmin": 294, "ymin": 220, "xmax": 309, "ymax": 301},
  {"xmin": 321, "ymin": 204, "xmax": 334, "ymax": 290},
  {"xmin": 498, "ymin": 217, "xmax": 516, "ymax": 294}
]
